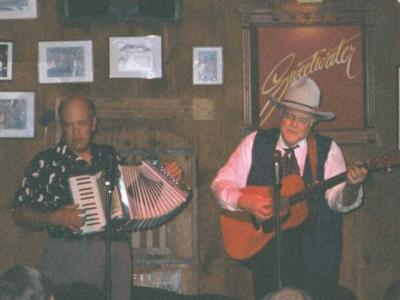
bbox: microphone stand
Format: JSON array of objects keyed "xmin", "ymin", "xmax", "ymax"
[
  {"xmin": 272, "ymin": 150, "xmax": 283, "ymax": 290},
  {"xmin": 104, "ymin": 158, "xmax": 116, "ymax": 300}
]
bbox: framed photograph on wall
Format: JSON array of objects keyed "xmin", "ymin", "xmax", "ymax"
[
  {"xmin": 398, "ymin": 66, "xmax": 400, "ymax": 150},
  {"xmin": 193, "ymin": 47, "xmax": 223, "ymax": 85},
  {"xmin": 0, "ymin": 41, "xmax": 13, "ymax": 80},
  {"xmin": 38, "ymin": 40, "xmax": 93, "ymax": 84},
  {"xmin": 0, "ymin": 92, "xmax": 35, "ymax": 138},
  {"xmin": 109, "ymin": 35, "xmax": 162, "ymax": 79},
  {"xmin": 0, "ymin": 0, "xmax": 37, "ymax": 19}
]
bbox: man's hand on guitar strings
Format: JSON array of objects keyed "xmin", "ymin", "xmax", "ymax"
[{"xmin": 237, "ymin": 193, "xmax": 273, "ymax": 221}]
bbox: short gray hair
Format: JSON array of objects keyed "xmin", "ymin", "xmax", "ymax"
[
  {"xmin": 58, "ymin": 95, "xmax": 96, "ymax": 124},
  {"xmin": 263, "ymin": 287, "xmax": 312, "ymax": 300},
  {"xmin": 0, "ymin": 265, "xmax": 53, "ymax": 300}
]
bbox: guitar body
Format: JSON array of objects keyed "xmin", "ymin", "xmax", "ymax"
[
  {"xmin": 219, "ymin": 151, "xmax": 400, "ymax": 261},
  {"xmin": 220, "ymin": 175, "xmax": 308, "ymax": 261}
]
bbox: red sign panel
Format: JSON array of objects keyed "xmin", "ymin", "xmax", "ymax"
[{"xmin": 258, "ymin": 26, "xmax": 364, "ymax": 130}]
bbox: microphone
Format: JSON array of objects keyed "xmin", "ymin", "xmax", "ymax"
[
  {"xmin": 104, "ymin": 154, "xmax": 116, "ymax": 190},
  {"xmin": 273, "ymin": 150, "xmax": 281, "ymax": 186},
  {"xmin": 272, "ymin": 150, "xmax": 283, "ymax": 288}
]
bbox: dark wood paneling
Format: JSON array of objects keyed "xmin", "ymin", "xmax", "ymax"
[{"xmin": 1, "ymin": 0, "xmax": 400, "ymax": 299}]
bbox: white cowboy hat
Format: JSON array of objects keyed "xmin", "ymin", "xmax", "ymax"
[{"xmin": 268, "ymin": 77, "xmax": 335, "ymax": 121}]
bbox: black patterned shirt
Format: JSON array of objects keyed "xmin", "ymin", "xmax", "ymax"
[{"xmin": 12, "ymin": 141, "xmax": 119, "ymax": 239}]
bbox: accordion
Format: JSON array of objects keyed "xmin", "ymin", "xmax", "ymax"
[{"xmin": 68, "ymin": 159, "xmax": 191, "ymax": 234}]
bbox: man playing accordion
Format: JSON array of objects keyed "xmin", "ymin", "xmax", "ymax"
[{"xmin": 12, "ymin": 95, "xmax": 182, "ymax": 300}]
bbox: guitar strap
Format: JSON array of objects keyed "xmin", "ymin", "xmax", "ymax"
[
  {"xmin": 306, "ymin": 134, "xmax": 319, "ymax": 224},
  {"xmin": 306, "ymin": 133, "xmax": 318, "ymax": 184}
]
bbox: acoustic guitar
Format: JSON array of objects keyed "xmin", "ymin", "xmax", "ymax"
[{"xmin": 220, "ymin": 152, "xmax": 400, "ymax": 261}]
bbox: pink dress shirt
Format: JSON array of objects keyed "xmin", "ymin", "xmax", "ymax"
[{"xmin": 211, "ymin": 131, "xmax": 363, "ymax": 212}]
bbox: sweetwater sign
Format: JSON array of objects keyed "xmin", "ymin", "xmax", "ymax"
[{"xmin": 258, "ymin": 26, "xmax": 364, "ymax": 130}]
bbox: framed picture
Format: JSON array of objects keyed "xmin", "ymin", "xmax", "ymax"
[
  {"xmin": 193, "ymin": 47, "xmax": 223, "ymax": 85},
  {"xmin": 241, "ymin": 5, "xmax": 375, "ymax": 144},
  {"xmin": 38, "ymin": 40, "xmax": 93, "ymax": 84},
  {"xmin": 0, "ymin": 0, "xmax": 37, "ymax": 19},
  {"xmin": 0, "ymin": 41, "xmax": 13, "ymax": 80},
  {"xmin": 109, "ymin": 35, "xmax": 162, "ymax": 79},
  {"xmin": 0, "ymin": 92, "xmax": 35, "ymax": 138},
  {"xmin": 398, "ymin": 66, "xmax": 400, "ymax": 150}
]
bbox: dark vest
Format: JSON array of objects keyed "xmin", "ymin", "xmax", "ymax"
[{"xmin": 247, "ymin": 128, "xmax": 342, "ymax": 273}]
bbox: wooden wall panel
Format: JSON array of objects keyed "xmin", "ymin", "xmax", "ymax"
[{"xmin": 1, "ymin": 0, "xmax": 400, "ymax": 299}]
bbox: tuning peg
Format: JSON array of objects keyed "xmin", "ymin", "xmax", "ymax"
[{"xmin": 380, "ymin": 166, "xmax": 393, "ymax": 174}]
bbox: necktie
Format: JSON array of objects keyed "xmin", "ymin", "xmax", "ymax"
[{"xmin": 281, "ymin": 146, "xmax": 300, "ymax": 177}]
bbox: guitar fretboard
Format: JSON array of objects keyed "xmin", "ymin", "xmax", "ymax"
[{"xmin": 289, "ymin": 172, "xmax": 348, "ymax": 206}]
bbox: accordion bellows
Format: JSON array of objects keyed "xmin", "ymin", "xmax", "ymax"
[{"xmin": 69, "ymin": 159, "xmax": 192, "ymax": 234}]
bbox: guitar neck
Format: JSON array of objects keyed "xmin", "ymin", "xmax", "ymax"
[
  {"xmin": 288, "ymin": 150, "xmax": 400, "ymax": 206},
  {"xmin": 289, "ymin": 172, "xmax": 347, "ymax": 205}
]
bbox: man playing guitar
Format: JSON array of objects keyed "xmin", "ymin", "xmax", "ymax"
[{"xmin": 211, "ymin": 77, "xmax": 368, "ymax": 300}]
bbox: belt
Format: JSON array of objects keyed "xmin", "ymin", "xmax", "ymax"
[{"xmin": 55, "ymin": 232, "xmax": 128, "ymax": 242}]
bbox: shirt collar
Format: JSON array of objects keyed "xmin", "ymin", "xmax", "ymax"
[
  {"xmin": 277, "ymin": 135, "xmax": 306, "ymax": 152},
  {"xmin": 55, "ymin": 140, "xmax": 96, "ymax": 162}
]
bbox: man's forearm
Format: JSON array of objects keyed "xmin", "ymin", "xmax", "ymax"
[
  {"xmin": 13, "ymin": 207, "xmax": 52, "ymax": 230},
  {"xmin": 341, "ymin": 183, "xmax": 361, "ymax": 207}
]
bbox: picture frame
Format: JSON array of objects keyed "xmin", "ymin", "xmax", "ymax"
[
  {"xmin": 398, "ymin": 66, "xmax": 400, "ymax": 150},
  {"xmin": 0, "ymin": 0, "xmax": 37, "ymax": 19},
  {"xmin": 38, "ymin": 40, "xmax": 93, "ymax": 84},
  {"xmin": 109, "ymin": 35, "xmax": 162, "ymax": 79},
  {"xmin": 193, "ymin": 47, "xmax": 223, "ymax": 85},
  {"xmin": 59, "ymin": 0, "xmax": 180, "ymax": 24},
  {"xmin": 0, "ymin": 41, "xmax": 13, "ymax": 80},
  {"xmin": 241, "ymin": 5, "xmax": 375, "ymax": 144},
  {"xmin": 0, "ymin": 92, "xmax": 35, "ymax": 138}
]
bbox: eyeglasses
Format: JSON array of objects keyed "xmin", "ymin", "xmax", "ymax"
[{"xmin": 282, "ymin": 112, "xmax": 313, "ymax": 126}]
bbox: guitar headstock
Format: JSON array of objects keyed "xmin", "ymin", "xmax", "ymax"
[{"xmin": 366, "ymin": 151, "xmax": 400, "ymax": 173}]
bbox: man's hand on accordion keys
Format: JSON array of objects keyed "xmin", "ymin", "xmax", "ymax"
[
  {"xmin": 48, "ymin": 204, "xmax": 85, "ymax": 234},
  {"xmin": 163, "ymin": 161, "xmax": 183, "ymax": 181}
]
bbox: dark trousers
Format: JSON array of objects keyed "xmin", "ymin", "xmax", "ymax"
[
  {"xmin": 302, "ymin": 268, "xmax": 339, "ymax": 300},
  {"xmin": 240, "ymin": 228, "xmax": 339, "ymax": 300},
  {"xmin": 41, "ymin": 237, "xmax": 133, "ymax": 300}
]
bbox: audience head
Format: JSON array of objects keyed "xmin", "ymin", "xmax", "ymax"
[
  {"xmin": 53, "ymin": 281, "xmax": 105, "ymax": 300},
  {"xmin": 335, "ymin": 285, "xmax": 358, "ymax": 300},
  {"xmin": 0, "ymin": 265, "xmax": 53, "ymax": 300},
  {"xmin": 262, "ymin": 287, "xmax": 312, "ymax": 300},
  {"xmin": 385, "ymin": 279, "xmax": 400, "ymax": 300}
]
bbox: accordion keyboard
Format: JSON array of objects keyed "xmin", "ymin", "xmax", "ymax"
[{"xmin": 68, "ymin": 172, "xmax": 106, "ymax": 234}]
